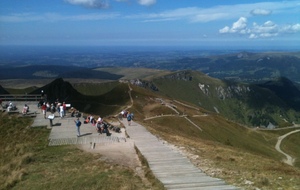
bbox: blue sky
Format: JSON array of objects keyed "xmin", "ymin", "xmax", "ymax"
[{"xmin": 0, "ymin": 0, "xmax": 300, "ymax": 48}]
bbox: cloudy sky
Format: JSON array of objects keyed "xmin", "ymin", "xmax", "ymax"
[{"xmin": 1, "ymin": 0, "xmax": 300, "ymax": 48}]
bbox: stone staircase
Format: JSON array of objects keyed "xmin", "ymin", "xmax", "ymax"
[{"xmin": 123, "ymin": 120, "xmax": 240, "ymax": 190}]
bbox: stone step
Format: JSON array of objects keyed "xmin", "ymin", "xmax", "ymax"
[
  {"xmin": 150, "ymin": 164, "xmax": 197, "ymax": 170},
  {"xmin": 155, "ymin": 172, "xmax": 206, "ymax": 178},
  {"xmin": 160, "ymin": 176, "xmax": 223, "ymax": 185},
  {"xmin": 165, "ymin": 180, "xmax": 226, "ymax": 188},
  {"xmin": 148, "ymin": 160, "xmax": 192, "ymax": 166},
  {"xmin": 48, "ymin": 136, "xmax": 126, "ymax": 146},
  {"xmin": 166, "ymin": 183, "xmax": 238, "ymax": 190}
]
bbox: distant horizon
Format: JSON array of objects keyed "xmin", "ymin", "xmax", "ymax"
[{"xmin": 0, "ymin": 44, "xmax": 299, "ymax": 52}]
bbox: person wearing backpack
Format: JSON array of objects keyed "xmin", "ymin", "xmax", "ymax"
[
  {"xmin": 74, "ymin": 118, "xmax": 81, "ymax": 137},
  {"xmin": 127, "ymin": 112, "xmax": 132, "ymax": 126}
]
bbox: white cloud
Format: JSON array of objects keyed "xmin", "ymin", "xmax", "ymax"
[
  {"xmin": 65, "ymin": 0, "xmax": 109, "ymax": 9},
  {"xmin": 232, "ymin": 17, "xmax": 247, "ymax": 32},
  {"xmin": 219, "ymin": 17, "xmax": 248, "ymax": 34},
  {"xmin": 137, "ymin": 0, "xmax": 156, "ymax": 6},
  {"xmin": 220, "ymin": 17, "xmax": 300, "ymax": 39},
  {"xmin": 259, "ymin": 32, "xmax": 278, "ymax": 38},
  {"xmin": 252, "ymin": 21, "xmax": 278, "ymax": 34},
  {"xmin": 249, "ymin": 33, "xmax": 257, "ymax": 39},
  {"xmin": 250, "ymin": 9, "xmax": 272, "ymax": 16},
  {"xmin": 281, "ymin": 24, "xmax": 300, "ymax": 33},
  {"xmin": 219, "ymin": 26, "xmax": 230, "ymax": 34}
]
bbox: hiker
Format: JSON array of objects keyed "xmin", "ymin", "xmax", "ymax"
[
  {"xmin": 38, "ymin": 99, "xmax": 44, "ymax": 108},
  {"xmin": 41, "ymin": 103, "xmax": 47, "ymax": 119},
  {"xmin": 70, "ymin": 107, "xmax": 77, "ymax": 117},
  {"xmin": 119, "ymin": 110, "xmax": 124, "ymax": 120},
  {"xmin": 22, "ymin": 104, "xmax": 29, "ymax": 115},
  {"xmin": 84, "ymin": 116, "xmax": 90, "ymax": 124},
  {"xmin": 56, "ymin": 102, "xmax": 61, "ymax": 115},
  {"xmin": 102, "ymin": 122, "xmax": 111, "ymax": 136},
  {"xmin": 123, "ymin": 110, "xmax": 128, "ymax": 118},
  {"xmin": 50, "ymin": 103, "xmax": 56, "ymax": 114},
  {"xmin": 89, "ymin": 115, "xmax": 94, "ymax": 123},
  {"xmin": 46, "ymin": 102, "xmax": 51, "ymax": 112},
  {"xmin": 59, "ymin": 104, "xmax": 64, "ymax": 118},
  {"xmin": 97, "ymin": 116, "xmax": 103, "ymax": 124},
  {"xmin": 127, "ymin": 112, "xmax": 133, "ymax": 126},
  {"xmin": 96, "ymin": 122, "xmax": 111, "ymax": 136},
  {"xmin": 6, "ymin": 102, "xmax": 17, "ymax": 112},
  {"xmin": 74, "ymin": 118, "xmax": 81, "ymax": 137},
  {"xmin": 96, "ymin": 122, "xmax": 103, "ymax": 134},
  {"xmin": 62, "ymin": 102, "xmax": 67, "ymax": 116},
  {"xmin": 91, "ymin": 117, "xmax": 96, "ymax": 126}
]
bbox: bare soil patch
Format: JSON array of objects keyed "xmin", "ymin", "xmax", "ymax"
[{"xmin": 77, "ymin": 140, "xmax": 140, "ymax": 170}]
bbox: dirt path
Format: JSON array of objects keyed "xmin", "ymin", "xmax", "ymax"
[{"xmin": 275, "ymin": 129, "xmax": 300, "ymax": 166}]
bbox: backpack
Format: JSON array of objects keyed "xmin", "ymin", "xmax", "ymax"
[{"xmin": 76, "ymin": 121, "xmax": 81, "ymax": 127}]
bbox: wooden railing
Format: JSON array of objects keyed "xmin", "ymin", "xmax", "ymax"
[{"xmin": 0, "ymin": 94, "xmax": 42, "ymax": 102}]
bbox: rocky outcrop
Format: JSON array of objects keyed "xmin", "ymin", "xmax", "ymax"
[
  {"xmin": 198, "ymin": 83, "xmax": 251, "ymax": 100},
  {"xmin": 130, "ymin": 79, "xmax": 159, "ymax": 91},
  {"xmin": 198, "ymin": 83, "xmax": 210, "ymax": 95},
  {"xmin": 162, "ymin": 71, "xmax": 193, "ymax": 81},
  {"xmin": 216, "ymin": 85, "xmax": 251, "ymax": 100}
]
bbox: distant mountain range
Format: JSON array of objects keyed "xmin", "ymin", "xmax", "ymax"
[{"xmin": 0, "ymin": 51, "xmax": 299, "ymax": 84}]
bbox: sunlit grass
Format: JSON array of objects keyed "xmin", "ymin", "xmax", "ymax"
[
  {"xmin": 135, "ymin": 96, "xmax": 300, "ymax": 190},
  {"xmin": 0, "ymin": 112, "xmax": 163, "ymax": 190}
]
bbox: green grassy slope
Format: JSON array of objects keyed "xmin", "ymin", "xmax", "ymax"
[
  {"xmin": 151, "ymin": 70, "xmax": 300, "ymax": 127},
  {"xmin": 127, "ymin": 86, "xmax": 300, "ymax": 189},
  {"xmin": 0, "ymin": 112, "xmax": 163, "ymax": 190}
]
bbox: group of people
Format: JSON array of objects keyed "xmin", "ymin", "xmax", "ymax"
[
  {"xmin": 120, "ymin": 110, "xmax": 134, "ymax": 126},
  {"xmin": 75, "ymin": 115, "xmax": 112, "ymax": 137},
  {"xmin": 39, "ymin": 99, "xmax": 69, "ymax": 119},
  {"xmin": 0, "ymin": 100, "xmax": 30, "ymax": 114},
  {"xmin": 89, "ymin": 115, "xmax": 112, "ymax": 136},
  {"xmin": 2, "ymin": 101, "xmax": 18, "ymax": 112}
]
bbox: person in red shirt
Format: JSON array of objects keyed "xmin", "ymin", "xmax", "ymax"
[
  {"xmin": 41, "ymin": 103, "xmax": 47, "ymax": 119},
  {"xmin": 63, "ymin": 102, "xmax": 67, "ymax": 116}
]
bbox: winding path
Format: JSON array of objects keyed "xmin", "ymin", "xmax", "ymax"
[{"xmin": 275, "ymin": 129, "xmax": 300, "ymax": 166}]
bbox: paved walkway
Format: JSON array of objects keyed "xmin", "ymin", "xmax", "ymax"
[
  {"xmin": 20, "ymin": 101, "xmax": 239, "ymax": 189},
  {"xmin": 20, "ymin": 102, "xmax": 126, "ymax": 146}
]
